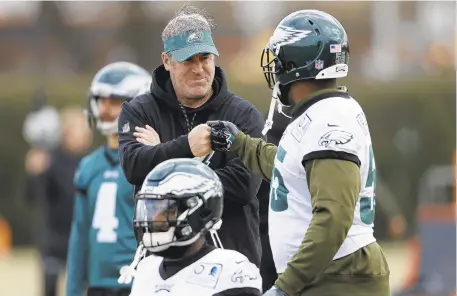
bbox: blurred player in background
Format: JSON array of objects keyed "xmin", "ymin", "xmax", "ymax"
[
  {"xmin": 125, "ymin": 158, "xmax": 262, "ymax": 296},
  {"xmin": 202, "ymin": 9, "xmax": 390, "ymax": 296},
  {"xmin": 66, "ymin": 61, "xmax": 152, "ymax": 296},
  {"xmin": 24, "ymin": 97, "xmax": 92, "ymax": 296}
]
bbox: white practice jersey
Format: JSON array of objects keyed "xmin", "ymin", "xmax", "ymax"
[
  {"xmin": 130, "ymin": 248, "xmax": 262, "ymax": 296},
  {"xmin": 269, "ymin": 94, "xmax": 377, "ymax": 273}
]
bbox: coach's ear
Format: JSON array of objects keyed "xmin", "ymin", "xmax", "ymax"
[{"xmin": 162, "ymin": 52, "xmax": 172, "ymax": 71}]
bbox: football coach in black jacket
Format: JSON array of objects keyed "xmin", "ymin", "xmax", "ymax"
[{"xmin": 117, "ymin": 5, "xmax": 264, "ymax": 267}]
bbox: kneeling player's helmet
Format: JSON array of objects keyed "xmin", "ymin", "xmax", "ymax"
[
  {"xmin": 86, "ymin": 61, "xmax": 151, "ymax": 135},
  {"xmin": 133, "ymin": 158, "xmax": 223, "ymax": 253},
  {"xmin": 261, "ymin": 10, "xmax": 349, "ymax": 105}
]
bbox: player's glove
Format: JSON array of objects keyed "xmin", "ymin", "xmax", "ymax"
[
  {"xmin": 207, "ymin": 121, "xmax": 240, "ymax": 152},
  {"xmin": 263, "ymin": 285, "xmax": 289, "ymax": 296}
]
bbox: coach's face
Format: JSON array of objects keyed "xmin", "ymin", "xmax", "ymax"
[{"xmin": 163, "ymin": 53, "xmax": 215, "ymax": 103}]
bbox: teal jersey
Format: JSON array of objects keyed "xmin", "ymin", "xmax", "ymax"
[{"xmin": 67, "ymin": 146, "xmax": 136, "ymax": 296}]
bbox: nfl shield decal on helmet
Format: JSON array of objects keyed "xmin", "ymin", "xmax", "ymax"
[{"xmin": 315, "ymin": 60, "xmax": 324, "ymax": 70}]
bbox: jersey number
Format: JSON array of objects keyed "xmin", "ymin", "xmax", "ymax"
[
  {"xmin": 360, "ymin": 145, "xmax": 376, "ymax": 225},
  {"xmin": 270, "ymin": 146, "xmax": 289, "ymax": 212},
  {"xmin": 92, "ymin": 182, "xmax": 119, "ymax": 243}
]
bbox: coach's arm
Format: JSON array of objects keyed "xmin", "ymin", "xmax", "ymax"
[{"xmin": 118, "ymin": 100, "xmax": 194, "ymax": 186}]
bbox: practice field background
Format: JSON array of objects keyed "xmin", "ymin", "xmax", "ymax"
[{"xmin": 0, "ymin": 2, "xmax": 454, "ymax": 296}]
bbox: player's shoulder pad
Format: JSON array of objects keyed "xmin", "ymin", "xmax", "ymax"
[
  {"xmin": 136, "ymin": 253, "xmax": 162, "ymax": 273},
  {"xmin": 129, "ymin": 254, "xmax": 163, "ymax": 295},
  {"xmin": 73, "ymin": 147, "xmax": 105, "ymax": 191},
  {"xmin": 298, "ymin": 96, "xmax": 368, "ymax": 166},
  {"xmin": 212, "ymin": 249, "xmax": 262, "ymax": 293},
  {"xmin": 304, "ymin": 94, "xmax": 362, "ymax": 124}
]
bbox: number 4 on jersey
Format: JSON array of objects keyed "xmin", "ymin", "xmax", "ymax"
[
  {"xmin": 360, "ymin": 145, "xmax": 376, "ymax": 225},
  {"xmin": 92, "ymin": 182, "xmax": 119, "ymax": 243}
]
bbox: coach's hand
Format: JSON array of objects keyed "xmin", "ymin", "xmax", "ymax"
[
  {"xmin": 263, "ymin": 285, "xmax": 289, "ymax": 296},
  {"xmin": 207, "ymin": 121, "xmax": 239, "ymax": 152},
  {"xmin": 188, "ymin": 124, "xmax": 212, "ymax": 157},
  {"xmin": 134, "ymin": 125, "xmax": 161, "ymax": 146}
]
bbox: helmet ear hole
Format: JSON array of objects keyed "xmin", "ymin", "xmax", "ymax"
[{"xmin": 286, "ymin": 62, "xmax": 296, "ymax": 71}]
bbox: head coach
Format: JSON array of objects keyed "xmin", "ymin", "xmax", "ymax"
[{"xmin": 117, "ymin": 5, "xmax": 264, "ymax": 267}]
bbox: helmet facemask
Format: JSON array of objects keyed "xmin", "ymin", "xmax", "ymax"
[
  {"xmin": 261, "ymin": 43, "xmax": 294, "ymax": 136},
  {"xmin": 85, "ymin": 95, "xmax": 123, "ymax": 136},
  {"xmin": 134, "ymin": 194, "xmax": 210, "ymax": 253},
  {"xmin": 260, "ymin": 43, "xmax": 282, "ymax": 91}
]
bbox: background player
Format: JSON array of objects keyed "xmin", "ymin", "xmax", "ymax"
[
  {"xmin": 66, "ymin": 61, "xmax": 153, "ymax": 296},
  {"xmin": 199, "ymin": 9, "xmax": 390, "ymax": 296},
  {"xmin": 127, "ymin": 158, "xmax": 262, "ymax": 296}
]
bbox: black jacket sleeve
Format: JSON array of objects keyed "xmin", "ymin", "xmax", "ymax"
[
  {"xmin": 214, "ymin": 104, "xmax": 264, "ymax": 206},
  {"xmin": 118, "ymin": 100, "xmax": 194, "ymax": 186}
]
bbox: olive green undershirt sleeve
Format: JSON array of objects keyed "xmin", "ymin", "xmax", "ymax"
[
  {"xmin": 275, "ymin": 158, "xmax": 361, "ymax": 295},
  {"xmin": 231, "ymin": 131, "xmax": 277, "ymax": 181}
]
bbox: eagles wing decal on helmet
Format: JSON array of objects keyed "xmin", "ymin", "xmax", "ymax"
[
  {"xmin": 270, "ymin": 25, "xmax": 312, "ymax": 54},
  {"xmin": 318, "ymin": 130, "xmax": 353, "ymax": 148},
  {"xmin": 140, "ymin": 172, "xmax": 216, "ymax": 196}
]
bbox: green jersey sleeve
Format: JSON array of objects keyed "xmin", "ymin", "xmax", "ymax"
[
  {"xmin": 231, "ymin": 131, "xmax": 278, "ymax": 181},
  {"xmin": 275, "ymin": 158, "xmax": 361, "ymax": 295}
]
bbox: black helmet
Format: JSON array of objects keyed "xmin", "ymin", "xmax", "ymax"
[
  {"xmin": 133, "ymin": 158, "xmax": 223, "ymax": 254},
  {"xmin": 261, "ymin": 10, "xmax": 349, "ymax": 105}
]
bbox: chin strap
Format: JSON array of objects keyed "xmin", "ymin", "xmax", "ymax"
[
  {"xmin": 202, "ymin": 151, "xmax": 215, "ymax": 165},
  {"xmin": 117, "ymin": 242, "xmax": 147, "ymax": 284},
  {"xmin": 262, "ymin": 97, "xmax": 276, "ymax": 136},
  {"xmin": 194, "ymin": 151, "xmax": 215, "ymax": 165},
  {"xmin": 209, "ymin": 219, "xmax": 224, "ymax": 249},
  {"xmin": 262, "ymin": 82, "xmax": 282, "ymax": 136},
  {"xmin": 262, "ymin": 82, "xmax": 294, "ymax": 136}
]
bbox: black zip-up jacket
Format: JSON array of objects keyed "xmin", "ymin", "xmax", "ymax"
[{"xmin": 118, "ymin": 65, "xmax": 264, "ymax": 267}]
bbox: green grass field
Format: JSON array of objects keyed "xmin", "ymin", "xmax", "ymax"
[{"xmin": 0, "ymin": 241, "xmax": 410, "ymax": 296}]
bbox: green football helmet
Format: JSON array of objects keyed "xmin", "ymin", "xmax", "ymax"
[{"xmin": 261, "ymin": 10, "xmax": 349, "ymax": 105}]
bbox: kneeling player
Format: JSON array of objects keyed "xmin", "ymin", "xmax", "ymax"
[{"xmin": 127, "ymin": 158, "xmax": 262, "ymax": 296}]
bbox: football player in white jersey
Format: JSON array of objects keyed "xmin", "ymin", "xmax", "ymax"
[
  {"xmin": 123, "ymin": 158, "xmax": 262, "ymax": 296},
  {"xmin": 192, "ymin": 9, "xmax": 390, "ymax": 296}
]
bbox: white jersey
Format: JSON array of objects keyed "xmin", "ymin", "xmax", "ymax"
[
  {"xmin": 130, "ymin": 248, "xmax": 262, "ymax": 296},
  {"xmin": 269, "ymin": 94, "xmax": 377, "ymax": 273}
]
